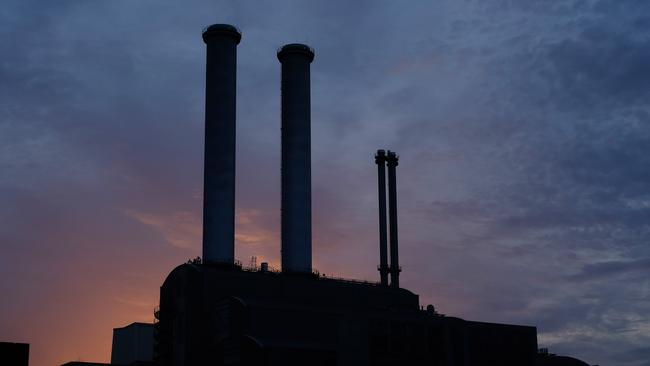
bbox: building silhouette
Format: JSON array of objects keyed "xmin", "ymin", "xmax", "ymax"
[
  {"xmin": 154, "ymin": 24, "xmax": 575, "ymax": 366},
  {"xmin": 60, "ymin": 323, "xmax": 154, "ymax": 366},
  {"xmin": 111, "ymin": 323, "xmax": 154, "ymax": 366},
  {"xmin": 60, "ymin": 23, "xmax": 593, "ymax": 366},
  {"xmin": 0, "ymin": 342, "xmax": 29, "ymax": 366}
]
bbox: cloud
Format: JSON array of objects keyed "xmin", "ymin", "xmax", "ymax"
[
  {"xmin": 124, "ymin": 210, "xmax": 201, "ymax": 249},
  {"xmin": 570, "ymin": 258, "xmax": 650, "ymax": 281}
]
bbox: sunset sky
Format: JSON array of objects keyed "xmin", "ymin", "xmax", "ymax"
[{"xmin": 1, "ymin": 1, "xmax": 650, "ymax": 365}]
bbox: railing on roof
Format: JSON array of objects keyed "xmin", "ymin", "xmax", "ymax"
[
  {"xmin": 241, "ymin": 264, "xmax": 380, "ymax": 286},
  {"xmin": 185, "ymin": 257, "xmax": 381, "ymax": 286},
  {"xmin": 318, "ymin": 273, "xmax": 380, "ymax": 286}
]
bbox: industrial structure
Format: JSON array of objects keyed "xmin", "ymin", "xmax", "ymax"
[
  {"xmin": 111, "ymin": 323, "xmax": 154, "ymax": 366},
  {"xmin": 152, "ymin": 23, "xmax": 561, "ymax": 366},
  {"xmin": 60, "ymin": 323, "xmax": 154, "ymax": 366},
  {"xmin": 55, "ymin": 23, "xmax": 592, "ymax": 366},
  {"xmin": 0, "ymin": 342, "xmax": 29, "ymax": 366}
]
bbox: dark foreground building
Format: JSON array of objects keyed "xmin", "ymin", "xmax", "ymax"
[
  {"xmin": 0, "ymin": 342, "xmax": 29, "ymax": 366},
  {"xmin": 111, "ymin": 323, "xmax": 154, "ymax": 365},
  {"xmin": 60, "ymin": 323, "xmax": 154, "ymax": 366},
  {"xmin": 153, "ymin": 23, "xmax": 551, "ymax": 366},
  {"xmin": 157, "ymin": 264, "xmax": 537, "ymax": 366}
]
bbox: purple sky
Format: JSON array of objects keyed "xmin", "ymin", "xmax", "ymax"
[{"xmin": 2, "ymin": 1, "xmax": 650, "ymax": 365}]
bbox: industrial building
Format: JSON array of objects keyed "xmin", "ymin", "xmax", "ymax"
[
  {"xmin": 0, "ymin": 342, "xmax": 29, "ymax": 366},
  {"xmin": 154, "ymin": 24, "xmax": 562, "ymax": 366},
  {"xmin": 60, "ymin": 323, "xmax": 154, "ymax": 366},
  {"xmin": 111, "ymin": 323, "xmax": 154, "ymax": 365},
  {"xmin": 57, "ymin": 23, "xmax": 592, "ymax": 366}
]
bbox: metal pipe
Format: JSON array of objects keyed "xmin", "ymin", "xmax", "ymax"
[
  {"xmin": 277, "ymin": 43, "xmax": 315, "ymax": 273},
  {"xmin": 375, "ymin": 150, "xmax": 389, "ymax": 286},
  {"xmin": 387, "ymin": 150, "xmax": 401, "ymax": 287},
  {"xmin": 201, "ymin": 24, "xmax": 241, "ymax": 264}
]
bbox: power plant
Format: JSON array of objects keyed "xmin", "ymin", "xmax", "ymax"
[
  {"xmin": 57, "ymin": 23, "xmax": 592, "ymax": 366},
  {"xmin": 155, "ymin": 24, "xmax": 541, "ymax": 366}
]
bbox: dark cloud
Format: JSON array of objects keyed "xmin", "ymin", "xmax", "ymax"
[
  {"xmin": 570, "ymin": 258, "xmax": 650, "ymax": 280},
  {"xmin": 539, "ymin": 25, "xmax": 650, "ymax": 110}
]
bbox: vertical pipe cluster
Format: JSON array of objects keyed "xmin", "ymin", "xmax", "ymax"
[
  {"xmin": 201, "ymin": 24, "xmax": 241, "ymax": 265},
  {"xmin": 386, "ymin": 151, "xmax": 401, "ymax": 288},
  {"xmin": 375, "ymin": 150, "xmax": 402, "ymax": 288},
  {"xmin": 375, "ymin": 150, "xmax": 389, "ymax": 286},
  {"xmin": 277, "ymin": 44, "xmax": 315, "ymax": 274},
  {"xmin": 377, "ymin": 150, "xmax": 401, "ymax": 287}
]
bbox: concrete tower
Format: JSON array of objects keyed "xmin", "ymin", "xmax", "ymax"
[
  {"xmin": 201, "ymin": 24, "xmax": 241, "ymax": 264},
  {"xmin": 277, "ymin": 44, "xmax": 315, "ymax": 273}
]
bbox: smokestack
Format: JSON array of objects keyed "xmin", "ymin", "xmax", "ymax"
[
  {"xmin": 387, "ymin": 151, "xmax": 401, "ymax": 287},
  {"xmin": 277, "ymin": 44, "xmax": 315, "ymax": 274},
  {"xmin": 201, "ymin": 24, "xmax": 241, "ymax": 265},
  {"xmin": 375, "ymin": 150, "xmax": 389, "ymax": 286}
]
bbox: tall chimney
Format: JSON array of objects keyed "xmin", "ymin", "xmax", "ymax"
[
  {"xmin": 201, "ymin": 24, "xmax": 241, "ymax": 265},
  {"xmin": 387, "ymin": 150, "xmax": 401, "ymax": 287},
  {"xmin": 277, "ymin": 44, "xmax": 315, "ymax": 274},
  {"xmin": 375, "ymin": 150, "xmax": 389, "ymax": 286}
]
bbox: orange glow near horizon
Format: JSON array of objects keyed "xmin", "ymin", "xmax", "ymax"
[
  {"xmin": 2, "ymin": 205, "xmax": 365, "ymax": 365},
  {"xmin": 1, "ymin": 189, "xmax": 467, "ymax": 366}
]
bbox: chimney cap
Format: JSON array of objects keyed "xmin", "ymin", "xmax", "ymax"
[
  {"xmin": 202, "ymin": 24, "xmax": 242, "ymax": 44},
  {"xmin": 277, "ymin": 43, "xmax": 315, "ymax": 63},
  {"xmin": 375, "ymin": 149, "xmax": 387, "ymax": 163},
  {"xmin": 387, "ymin": 150, "xmax": 399, "ymax": 166}
]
